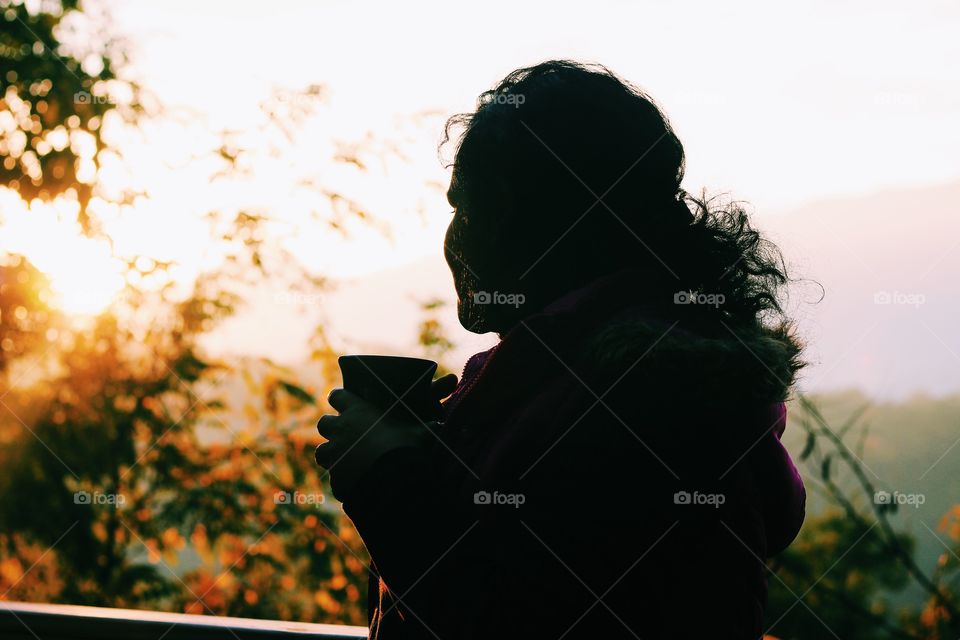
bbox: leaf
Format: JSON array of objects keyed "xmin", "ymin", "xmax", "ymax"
[
  {"xmin": 279, "ymin": 380, "xmax": 316, "ymax": 405},
  {"xmin": 821, "ymin": 454, "xmax": 832, "ymax": 481},
  {"xmin": 799, "ymin": 432, "xmax": 816, "ymax": 461}
]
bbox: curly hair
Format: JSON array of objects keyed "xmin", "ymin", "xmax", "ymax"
[{"xmin": 441, "ymin": 60, "xmax": 802, "ymax": 377}]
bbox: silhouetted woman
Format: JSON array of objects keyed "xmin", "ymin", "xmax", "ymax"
[{"xmin": 316, "ymin": 60, "xmax": 806, "ymax": 639}]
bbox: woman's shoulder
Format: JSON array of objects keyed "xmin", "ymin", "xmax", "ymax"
[{"xmin": 578, "ymin": 306, "xmax": 799, "ymax": 408}]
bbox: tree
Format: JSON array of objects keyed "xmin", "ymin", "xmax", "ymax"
[
  {"xmin": 0, "ymin": 0, "xmax": 431, "ymax": 625},
  {"xmin": 0, "ymin": 254, "xmax": 55, "ymax": 376},
  {"xmin": 0, "ymin": 251, "xmax": 370, "ymax": 623},
  {"xmin": 0, "ymin": 0, "xmax": 144, "ymax": 232}
]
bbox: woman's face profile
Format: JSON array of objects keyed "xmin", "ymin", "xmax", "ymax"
[
  {"xmin": 443, "ymin": 179, "xmax": 519, "ymax": 335},
  {"xmin": 444, "ymin": 186, "xmax": 485, "ymax": 333}
]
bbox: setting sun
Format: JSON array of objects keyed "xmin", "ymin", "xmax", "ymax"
[
  {"xmin": 44, "ymin": 247, "xmax": 125, "ymax": 316},
  {"xmin": 0, "ymin": 196, "xmax": 126, "ymax": 315}
]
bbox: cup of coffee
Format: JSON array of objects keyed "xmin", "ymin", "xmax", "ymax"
[{"xmin": 338, "ymin": 355, "xmax": 440, "ymax": 423}]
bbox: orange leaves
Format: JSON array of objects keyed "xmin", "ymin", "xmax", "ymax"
[
  {"xmin": 255, "ymin": 533, "xmax": 284, "ymax": 559},
  {"xmin": 190, "ymin": 524, "xmax": 209, "ymax": 549},
  {"xmin": 92, "ymin": 521, "xmax": 108, "ymax": 543},
  {"xmin": 0, "ymin": 557, "xmax": 24, "ymax": 585},
  {"xmin": 191, "ymin": 524, "xmax": 213, "ymax": 565},
  {"xmin": 207, "ymin": 442, "xmax": 229, "ymax": 458},
  {"xmin": 345, "ymin": 584, "xmax": 360, "ymax": 603},
  {"xmin": 275, "ymin": 461, "xmax": 294, "ymax": 487},
  {"xmin": 141, "ymin": 395, "xmax": 163, "ymax": 417},
  {"xmin": 938, "ymin": 504, "xmax": 960, "ymax": 541},
  {"xmin": 234, "ymin": 431, "xmax": 256, "ymax": 449},
  {"xmin": 144, "ymin": 538, "xmax": 161, "ymax": 564},
  {"xmin": 210, "ymin": 461, "xmax": 241, "ymax": 482},
  {"xmin": 0, "ymin": 534, "xmax": 64, "ymax": 602},
  {"xmin": 217, "ymin": 547, "xmax": 242, "ymax": 569},
  {"xmin": 343, "ymin": 555, "xmax": 365, "ymax": 575},
  {"xmin": 112, "ymin": 394, "xmax": 137, "ymax": 412},
  {"xmin": 140, "ymin": 530, "xmax": 183, "ymax": 567},
  {"xmin": 314, "ymin": 590, "xmax": 341, "ymax": 615},
  {"xmin": 183, "ymin": 570, "xmax": 230, "ymax": 615},
  {"xmin": 0, "ymin": 291, "xmax": 371, "ymax": 624},
  {"xmin": 337, "ymin": 524, "xmax": 357, "ymax": 544},
  {"xmin": 216, "ymin": 533, "xmax": 277, "ymax": 569},
  {"xmin": 920, "ymin": 599, "xmax": 950, "ymax": 628},
  {"xmin": 161, "ymin": 527, "xmax": 185, "ymax": 551}
]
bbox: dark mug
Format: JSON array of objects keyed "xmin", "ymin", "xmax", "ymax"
[{"xmin": 337, "ymin": 355, "xmax": 440, "ymax": 423}]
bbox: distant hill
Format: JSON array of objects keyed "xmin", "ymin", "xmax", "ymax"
[{"xmin": 761, "ymin": 179, "xmax": 960, "ymax": 399}]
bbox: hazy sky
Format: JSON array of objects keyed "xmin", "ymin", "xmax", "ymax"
[
  {"xmin": 111, "ymin": 0, "xmax": 960, "ymax": 284},
  {"xmin": 113, "ymin": 0, "xmax": 960, "ymax": 208},
  {"xmin": 3, "ymin": 0, "xmax": 959, "ymax": 395},
  {"xmin": 6, "ymin": 0, "xmax": 960, "ymax": 283}
]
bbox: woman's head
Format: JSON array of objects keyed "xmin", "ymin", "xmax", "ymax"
[{"xmin": 443, "ymin": 60, "xmax": 793, "ymax": 339}]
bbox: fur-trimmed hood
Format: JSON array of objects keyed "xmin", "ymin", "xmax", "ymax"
[{"xmin": 581, "ymin": 313, "xmax": 803, "ymax": 407}]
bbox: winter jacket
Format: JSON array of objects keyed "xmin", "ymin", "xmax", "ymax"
[{"xmin": 342, "ymin": 268, "xmax": 806, "ymax": 639}]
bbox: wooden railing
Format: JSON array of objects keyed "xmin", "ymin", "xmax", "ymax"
[{"xmin": 0, "ymin": 601, "xmax": 368, "ymax": 640}]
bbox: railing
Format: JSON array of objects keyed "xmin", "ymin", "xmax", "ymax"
[{"xmin": 0, "ymin": 601, "xmax": 368, "ymax": 640}]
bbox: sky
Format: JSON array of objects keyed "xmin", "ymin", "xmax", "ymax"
[
  {"xmin": 2, "ymin": 0, "xmax": 959, "ymax": 394},
  {"xmin": 111, "ymin": 0, "xmax": 959, "ymax": 213}
]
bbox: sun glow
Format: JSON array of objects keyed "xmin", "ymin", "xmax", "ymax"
[
  {"xmin": 44, "ymin": 243, "xmax": 127, "ymax": 316},
  {"xmin": 0, "ymin": 196, "xmax": 127, "ymax": 316}
]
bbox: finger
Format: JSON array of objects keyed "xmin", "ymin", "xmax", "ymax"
[
  {"xmin": 430, "ymin": 373, "xmax": 459, "ymax": 400},
  {"xmin": 327, "ymin": 387, "xmax": 360, "ymax": 412},
  {"xmin": 316, "ymin": 414, "xmax": 340, "ymax": 439},
  {"xmin": 314, "ymin": 441, "xmax": 338, "ymax": 469}
]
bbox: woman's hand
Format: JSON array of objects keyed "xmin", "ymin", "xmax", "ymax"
[{"xmin": 315, "ymin": 374, "xmax": 458, "ymax": 498}]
